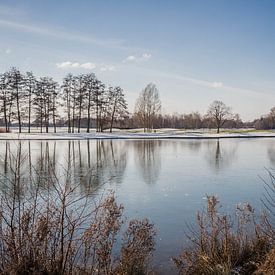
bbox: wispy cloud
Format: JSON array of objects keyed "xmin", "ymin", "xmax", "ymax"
[
  {"xmin": 139, "ymin": 67, "xmax": 268, "ymax": 98},
  {"xmin": 0, "ymin": 19, "xmax": 125, "ymax": 49},
  {"xmin": 124, "ymin": 53, "xmax": 152, "ymax": 63},
  {"xmin": 56, "ymin": 61, "xmax": 96, "ymax": 70},
  {"xmin": 0, "ymin": 5, "xmax": 25, "ymax": 17}
]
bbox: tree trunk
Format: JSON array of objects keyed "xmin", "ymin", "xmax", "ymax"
[
  {"xmin": 28, "ymin": 89, "xmax": 31, "ymax": 133},
  {"xmin": 87, "ymin": 92, "xmax": 91, "ymax": 133},
  {"xmin": 40, "ymin": 109, "xmax": 43, "ymax": 134},
  {"xmin": 96, "ymin": 98, "xmax": 99, "ymax": 132},
  {"xmin": 72, "ymin": 96, "xmax": 75, "ymax": 133},
  {"xmin": 53, "ymin": 97, "xmax": 56, "ymax": 133},
  {"xmin": 110, "ymin": 104, "xmax": 117, "ymax": 133},
  {"xmin": 16, "ymin": 84, "xmax": 21, "ymax": 133},
  {"xmin": 3, "ymin": 99, "xmax": 8, "ymax": 132},
  {"xmin": 67, "ymin": 94, "xmax": 71, "ymax": 133},
  {"xmin": 78, "ymin": 99, "xmax": 82, "ymax": 133}
]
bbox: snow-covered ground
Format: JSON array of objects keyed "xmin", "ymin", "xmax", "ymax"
[{"xmin": 0, "ymin": 127, "xmax": 274, "ymax": 140}]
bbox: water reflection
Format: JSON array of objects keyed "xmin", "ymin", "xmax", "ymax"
[
  {"xmin": 185, "ymin": 140, "xmax": 202, "ymax": 153},
  {"xmin": 0, "ymin": 140, "xmax": 127, "ymax": 196},
  {"xmin": 268, "ymin": 146, "xmax": 275, "ymax": 167},
  {"xmin": 134, "ymin": 140, "xmax": 162, "ymax": 184},
  {"xmin": 205, "ymin": 140, "xmax": 238, "ymax": 172}
]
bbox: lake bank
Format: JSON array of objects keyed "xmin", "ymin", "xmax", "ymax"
[{"xmin": 0, "ymin": 129, "xmax": 274, "ymax": 140}]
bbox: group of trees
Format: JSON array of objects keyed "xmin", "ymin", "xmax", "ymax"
[
  {"xmin": 0, "ymin": 68, "xmax": 274, "ymax": 133},
  {"xmin": 0, "ymin": 68, "xmax": 128, "ymax": 133},
  {"xmin": 254, "ymin": 107, "xmax": 275, "ymax": 130},
  {"xmin": 133, "ymin": 91, "xmax": 242, "ymax": 133},
  {"xmin": 61, "ymin": 73, "xmax": 128, "ymax": 133}
]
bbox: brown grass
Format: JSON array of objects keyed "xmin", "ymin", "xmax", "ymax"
[
  {"xmin": 0, "ymin": 161, "xmax": 156, "ymax": 274},
  {"xmin": 173, "ymin": 195, "xmax": 274, "ymax": 274}
]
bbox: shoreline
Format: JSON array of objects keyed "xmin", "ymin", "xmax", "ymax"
[{"xmin": 0, "ymin": 132, "xmax": 274, "ymax": 141}]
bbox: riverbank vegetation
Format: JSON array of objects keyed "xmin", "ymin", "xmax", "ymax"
[
  {"xmin": 173, "ymin": 171, "xmax": 275, "ymax": 274},
  {"xmin": 0, "ymin": 165, "xmax": 156, "ymax": 274}
]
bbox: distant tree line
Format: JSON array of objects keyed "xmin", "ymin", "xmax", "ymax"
[
  {"xmin": 0, "ymin": 67, "xmax": 128, "ymax": 133},
  {"xmin": 132, "ymin": 98, "xmax": 243, "ymax": 133},
  {"xmin": 254, "ymin": 107, "xmax": 275, "ymax": 130}
]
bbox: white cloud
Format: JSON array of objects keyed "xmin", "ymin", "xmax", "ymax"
[
  {"xmin": 126, "ymin": 55, "xmax": 137, "ymax": 61},
  {"xmin": 80, "ymin": 62, "xmax": 96, "ymax": 69},
  {"xmin": 124, "ymin": 53, "xmax": 152, "ymax": 63},
  {"xmin": 210, "ymin": 82, "xmax": 223, "ymax": 88},
  {"xmin": 100, "ymin": 64, "xmax": 116, "ymax": 72},
  {"xmin": 56, "ymin": 61, "xmax": 96, "ymax": 70},
  {"xmin": 141, "ymin": 53, "xmax": 151, "ymax": 61}
]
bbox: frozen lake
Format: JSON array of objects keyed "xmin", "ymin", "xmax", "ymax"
[{"xmin": 0, "ymin": 138, "xmax": 274, "ymax": 273}]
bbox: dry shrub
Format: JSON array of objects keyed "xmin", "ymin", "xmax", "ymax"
[
  {"xmin": 261, "ymin": 170, "xmax": 275, "ymax": 243},
  {"xmin": 0, "ymin": 161, "xmax": 156, "ymax": 274},
  {"xmin": 255, "ymin": 248, "xmax": 275, "ymax": 274},
  {"xmin": 173, "ymin": 196, "xmax": 273, "ymax": 275},
  {"xmin": 116, "ymin": 218, "xmax": 156, "ymax": 274}
]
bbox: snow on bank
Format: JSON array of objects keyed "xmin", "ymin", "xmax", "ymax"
[{"xmin": 0, "ymin": 129, "xmax": 274, "ymax": 140}]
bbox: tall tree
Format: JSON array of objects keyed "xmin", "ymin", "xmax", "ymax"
[
  {"xmin": 92, "ymin": 79, "xmax": 105, "ymax": 132},
  {"xmin": 48, "ymin": 79, "xmax": 59, "ymax": 133},
  {"xmin": 8, "ymin": 68, "xmax": 25, "ymax": 133},
  {"xmin": 83, "ymin": 73, "xmax": 97, "ymax": 133},
  {"xmin": 61, "ymin": 74, "xmax": 74, "ymax": 133},
  {"xmin": 24, "ymin": 72, "xmax": 36, "ymax": 133},
  {"xmin": 33, "ymin": 78, "xmax": 46, "ymax": 133},
  {"xmin": 75, "ymin": 75, "xmax": 86, "ymax": 133},
  {"xmin": 0, "ymin": 73, "xmax": 11, "ymax": 132},
  {"xmin": 134, "ymin": 83, "xmax": 161, "ymax": 132},
  {"xmin": 107, "ymin": 86, "xmax": 128, "ymax": 133},
  {"xmin": 207, "ymin": 100, "xmax": 232, "ymax": 133}
]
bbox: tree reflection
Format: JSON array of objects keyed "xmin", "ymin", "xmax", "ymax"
[
  {"xmin": 67, "ymin": 140, "xmax": 127, "ymax": 194},
  {"xmin": 268, "ymin": 146, "xmax": 275, "ymax": 167},
  {"xmin": 134, "ymin": 140, "xmax": 161, "ymax": 184},
  {"xmin": 0, "ymin": 140, "xmax": 127, "ymax": 197},
  {"xmin": 0, "ymin": 141, "xmax": 29, "ymax": 197},
  {"xmin": 205, "ymin": 140, "xmax": 238, "ymax": 172}
]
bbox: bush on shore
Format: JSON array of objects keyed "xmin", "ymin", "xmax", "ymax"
[
  {"xmin": 173, "ymin": 194, "xmax": 274, "ymax": 274},
  {"xmin": 0, "ymin": 166, "xmax": 156, "ymax": 274}
]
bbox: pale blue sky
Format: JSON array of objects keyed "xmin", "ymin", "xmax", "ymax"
[{"xmin": 0, "ymin": 0, "xmax": 274, "ymax": 120}]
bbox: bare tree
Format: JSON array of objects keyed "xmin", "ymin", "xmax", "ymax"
[
  {"xmin": 61, "ymin": 74, "xmax": 75, "ymax": 133},
  {"xmin": 75, "ymin": 75, "xmax": 86, "ymax": 133},
  {"xmin": 0, "ymin": 72, "xmax": 12, "ymax": 132},
  {"xmin": 134, "ymin": 83, "xmax": 161, "ymax": 132},
  {"xmin": 83, "ymin": 73, "xmax": 97, "ymax": 133},
  {"xmin": 207, "ymin": 100, "xmax": 232, "ymax": 133},
  {"xmin": 8, "ymin": 68, "xmax": 25, "ymax": 133},
  {"xmin": 24, "ymin": 71, "xmax": 36, "ymax": 133},
  {"xmin": 107, "ymin": 86, "xmax": 128, "ymax": 133},
  {"xmin": 92, "ymin": 79, "xmax": 106, "ymax": 132}
]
